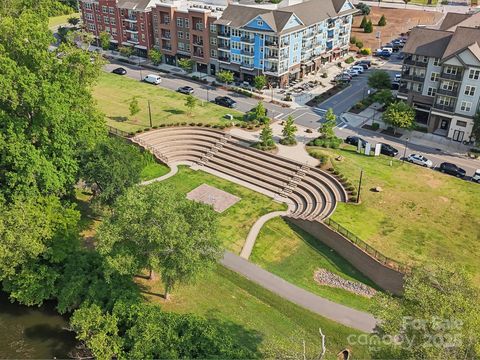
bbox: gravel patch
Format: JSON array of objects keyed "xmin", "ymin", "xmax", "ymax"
[{"xmin": 314, "ymin": 268, "xmax": 377, "ymax": 298}]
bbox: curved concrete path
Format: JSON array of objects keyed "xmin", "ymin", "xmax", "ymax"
[
  {"xmin": 140, "ymin": 163, "xmax": 178, "ymax": 185},
  {"xmin": 222, "ymin": 251, "xmax": 377, "ymax": 333},
  {"xmin": 240, "ymin": 210, "xmax": 290, "ymax": 259}
]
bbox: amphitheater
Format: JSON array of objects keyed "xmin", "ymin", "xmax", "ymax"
[{"xmin": 133, "ymin": 127, "xmax": 347, "ymax": 221}]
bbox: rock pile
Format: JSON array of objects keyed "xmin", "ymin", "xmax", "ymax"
[{"xmin": 314, "ymin": 268, "xmax": 377, "ymax": 298}]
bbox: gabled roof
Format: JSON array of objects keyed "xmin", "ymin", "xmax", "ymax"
[
  {"xmin": 402, "ymin": 27, "xmax": 452, "ymax": 58},
  {"xmin": 117, "ymin": 0, "xmax": 159, "ymax": 11},
  {"xmin": 442, "ymin": 26, "xmax": 480, "ymax": 61},
  {"xmin": 438, "ymin": 13, "xmax": 470, "ymax": 31}
]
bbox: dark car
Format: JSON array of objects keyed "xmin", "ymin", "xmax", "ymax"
[
  {"xmin": 380, "ymin": 143, "xmax": 398, "ymax": 157},
  {"xmin": 438, "ymin": 162, "xmax": 466, "ymax": 178},
  {"xmin": 357, "ymin": 60, "xmax": 371, "ymax": 67},
  {"xmin": 177, "ymin": 86, "xmax": 194, "ymax": 95},
  {"xmin": 111, "ymin": 67, "xmax": 127, "ymax": 75},
  {"xmin": 354, "ymin": 62, "xmax": 369, "ymax": 70},
  {"xmin": 345, "ymin": 136, "xmax": 366, "ymax": 147},
  {"xmin": 214, "ymin": 96, "xmax": 237, "ymax": 108}
]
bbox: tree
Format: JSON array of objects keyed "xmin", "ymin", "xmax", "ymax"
[
  {"xmin": 372, "ymin": 263, "xmax": 480, "ymax": 359},
  {"xmin": 129, "ymin": 96, "xmax": 140, "ymax": 119},
  {"xmin": 216, "ymin": 70, "xmax": 234, "ymax": 84},
  {"xmin": 280, "ymin": 115, "xmax": 297, "ymax": 145},
  {"xmin": 368, "ymin": 70, "xmax": 392, "ymax": 90},
  {"xmin": 148, "ymin": 48, "xmax": 163, "ymax": 66},
  {"xmin": 119, "ymin": 46, "xmax": 134, "ymax": 58},
  {"xmin": 318, "ymin": 108, "xmax": 336, "ymax": 139},
  {"xmin": 360, "ymin": 16, "xmax": 368, "ymax": 29},
  {"xmin": 350, "ymin": 35, "xmax": 357, "ymax": 44},
  {"xmin": 178, "ymin": 58, "xmax": 193, "ymax": 72},
  {"xmin": 378, "ymin": 14, "xmax": 387, "ymax": 26},
  {"xmin": 185, "ymin": 95, "xmax": 197, "ymax": 116},
  {"xmin": 253, "ymin": 75, "xmax": 267, "ymax": 91},
  {"xmin": 98, "ymin": 31, "xmax": 110, "ymax": 51},
  {"xmin": 67, "ymin": 16, "xmax": 80, "ymax": 26},
  {"xmin": 472, "ymin": 111, "xmax": 480, "ymax": 144},
  {"xmin": 403, "ymin": 0, "xmax": 411, "ymax": 7},
  {"xmin": 382, "ymin": 101, "xmax": 415, "ymax": 135},
  {"xmin": 80, "ymin": 137, "xmax": 144, "ymax": 206},
  {"xmin": 97, "ymin": 182, "xmax": 222, "ymax": 299},
  {"xmin": 364, "ymin": 19, "xmax": 373, "ymax": 33},
  {"xmin": 256, "ymin": 124, "xmax": 276, "ymax": 150},
  {"xmin": 373, "ymin": 89, "xmax": 394, "ymax": 106},
  {"xmin": 355, "ymin": 40, "xmax": 364, "ymax": 49}
]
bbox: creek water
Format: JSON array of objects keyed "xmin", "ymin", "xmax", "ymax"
[{"xmin": 0, "ymin": 292, "xmax": 76, "ymax": 358}]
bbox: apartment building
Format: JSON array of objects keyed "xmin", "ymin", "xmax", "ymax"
[{"xmin": 398, "ymin": 14, "xmax": 480, "ymax": 142}]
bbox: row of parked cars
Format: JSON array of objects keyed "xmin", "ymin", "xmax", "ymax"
[
  {"xmin": 345, "ymin": 136, "xmax": 480, "ymax": 182},
  {"xmin": 335, "ymin": 60, "xmax": 371, "ymax": 82}
]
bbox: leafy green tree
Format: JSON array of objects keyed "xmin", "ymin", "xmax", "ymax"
[
  {"xmin": 98, "ymin": 31, "xmax": 110, "ymax": 50},
  {"xmin": 372, "ymin": 263, "xmax": 480, "ymax": 359},
  {"xmin": 364, "ymin": 19, "xmax": 373, "ymax": 33},
  {"xmin": 129, "ymin": 96, "xmax": 140, "ymax": 119},
  {"xmin": 216, "ymin": 70, "xmax": 234, "ymax": 84},
  {"xmin": 350, "ymin": 35, "xmax": 357, "ymax": 44},
  {"xmin": 382, "ymin": 101, "xmax": 415, "ymax": 135},
  {"xmin": 373, "ymin": 89, "xmax": 394, "ymax": 106},
  {"xmin": 185, "ymin": 94, "xmax": 197, "ymax": 116},
  {"xmin": 355, "ymin": 40, "xmax": 364, "ymax": 49},
  {"xmin": 280, "ymin": 115, "xmax": 297, "ymax": 145},
  {"xmin": 97, "ymin": 182, "xmax": 221, "ymax": 299},
  {"xmin": 378, "ymin": 14, "xmax": 387, "ymax": 26},
  {"xmin": 119, "ymin": 46, "xmax": 134, "ymax": 58},
  {"xmin": 0, "ymin": 10, "xmax": 105, "ymax": 201},
  {"xmin": 178, "ymin": 58, "xmax": 193, "ymax": 72},
  {"xmin": 80, "ymin": 137, "xmax": 144, "ymax": 206},
  {"xmin": 318, "ymin": 108, "xmax": 336, "ymax": 139},
  {"xmin": 360, "ymin": 16, "xmax": 368, "ymax": 29},
  {"xmin": 253, "ymin": 75, "xmax": 267, "ymax": 91},
  {"xmin": 472, "ymin": 111, "xmax": 480, "ymax": 145},
  {"xmin": 148, "ymin": 48, "xmax": 163, "ymax": 66},
  {"xmin": 67, "ymin": 16, "xmax": 80, "ymax": 26},
  {"xmin": 256, "ymin": 124, "xmax": 276, "ymax": 150},
  {"xmin": 368, "ymin": 70, "xmax": 392, "ymax": 90}
]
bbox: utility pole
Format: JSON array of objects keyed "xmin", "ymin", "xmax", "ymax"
[
  {"xmin": 148, "ymin": 100, "xmax": 152, "ymax": 128},
  {"xmin": 402, "ymin": 137, "xmax": 409, "ymax": 162},
  {"xmin": 356, "ymin": 169, "xmax": 363, "ymax": 204}
]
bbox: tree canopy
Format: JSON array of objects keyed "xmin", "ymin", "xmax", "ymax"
[
  {"xmin": 382, "ymin": 101, "xmax": 415, "ymax": 134},
  {"xmin": 216, "ymin": 70, "xmax": 234, "ymax": 84},
  {"xmin": 280, "ymin": 115, "xmax": 297, "ymax": 145},
  {"xmin": 368, "ymin": 70, "xmax": 392, "ymax": 90}
]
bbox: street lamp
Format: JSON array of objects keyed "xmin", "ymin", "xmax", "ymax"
[
  {"xmin": 402, "ymin": 137, "xmax": 409, "ymax": 163},
  {"xmin": 356, "ymin": 168, "xmax": 364, "ymax": 204}
]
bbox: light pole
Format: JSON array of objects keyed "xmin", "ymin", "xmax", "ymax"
[
  {"xmin": 356, "ymin": 168, "xmax": 363, "ymax": 204},
  {"xmin": 402, "ymin": 137, "xmax": 409, "ymax": 162},
  {"xmin": 148, "ymin": 100, "xmax": 152, "ymax": 128}
]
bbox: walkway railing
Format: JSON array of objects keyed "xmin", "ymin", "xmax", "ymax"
[
  {"xmin": 323, "ymin": 217, "xmax": 409, "ymax": 273},
  {"xmin": 107, "ymin": 125, "xmax": 131, "ymax": 138}
]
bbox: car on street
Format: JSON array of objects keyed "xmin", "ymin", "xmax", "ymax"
[
  {"xmin": 438, "ymin": 162, "xmax": 466, "ymax": 178},
  {"xmin": 345, "ymin": 69, "xmax": 360, "ymax": 77},
  {"xmin": 353, "ymin": 62, "xmax": 369, "ymax": 70},
  {"xmin": 357, "ymin": 60, "xmax": 371, "ymax": 68},
  {"xmin": 396, "ymin": 53, "xmax": 405, "ymax": 60},
  {"xmin": 394, "ymin": 73, "xmax": 401, "ymax": 81},
  {"xmin": 472, "ymin": 169, "xmax": 480, "ymax": 183},
  {"xmin": 143, "ymin": 74, "xmax": 162, "ymax": 85},
  {"xmin": 351, "ymin": 65, "xmax": 365, "ymax": 73},
  {"xmin": 380, "ymin": 143, "xmax": 399, "ymax": 157},
  {"xmin": 407, "ymin": 153, "xmax": 433, "ymax": 168},
  {"xmin": 334, "ymin": 74, "xmax": 351, "ymax": 83},
  {"xmin": 345, "ymin": 136, "xmax": 366, "ymax": 147},
  {"xmin": 214, "ymin": 96, "xmax": 237, "ymax": 108},
  {"xmin": 111, "ymin": 67, "xmax": 127, "ymax": 75},
  {"xmin": 177, "ymin": 86, "xmax": 194, "ymax": 95}
]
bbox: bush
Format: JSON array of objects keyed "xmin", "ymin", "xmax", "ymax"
[
  {"xmin": 371, "ymin": 122, "xmax": 380, "ymax": 130},
  {"xmin": 355, "ymin": 40, "xmax": 364, "ymax": 49},
  {"xmin": 346, "ymin": 185, "xmax": 355, "ymax": 192},
  {"xmin": 349, "ymin": 195, "xmax": 357, "ymax": 202},
  {"xmin": 355, "ymin": 2, "xmax": 371, "ymax": 15},
  {"xmin": 360, "ymin": 48, "xmax": 372, "ymax": 55},
  {"xmin": 350, "ymin": 36, "xmax": 357, "ymax": 44},
  {"xmin": 378, "ymin": 15, "xmax": 386, "ymax": 26},
  {"xmin": 350, "ymin": 190, "xmax": 358, "ymax": 196},
  {"xmin": 279, "ymin": 137, "xmax": 297, "ymax": 146},
  {"xmin": 152, "ymin": 125, "xmax": 159, "ymax": 129},
  {"xmin": 159, "ymin": 124, "xmax": 166, "ymax": 127},
  {"xmin": 321, "ymin": 72, "xmax": 328, "ymax": 78},
  {"xmin": 204, "ymin": 123, "xmax": 212, "ymax": 127},
  {"xmin": 312, "ymin": 137, "xmax": 342, "ymax": 149},
  {"xmin": 345, "ymin": 56, "xmax": 355, "ymax": 64},
  {"xmin": 364, "ymin": 20, "xmax": 373, "ymax": 33},
  {"xmin": 181, "ymin": 122, "xmax": 187, "ymax": 126},
  {"xmin": 441, "ymin": 0, "xmax": 448, "ymax": 4},
  {"xmin": 310, "ymin": 151, "xmax": 330, "ymax": 165},
  {"xmin": 360, "ymin": 16, "xmax": 368, "ymax": 29}
]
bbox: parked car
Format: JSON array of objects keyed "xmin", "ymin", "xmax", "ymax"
[
  {"xmin": 438, "ymin": 162, "xmax": 466, "ymax": 178},
  {"xmin": 391, "ymin": 82, "xmax": 400, "ymax": 90},
  {"xmin": 394, "ymin": 73, "xmax": 401, "ymax": 81},
  {"xmin": 472, "ymin": 169, "xmax": 480, "ymax": 183},
  {"xmin": 334, "ymin": 74, "xmax": 352, "ymax": 82},
  {"xmin": 396, "ymin": 53, "xmax": 405, "ymax": 60},
  {"xmin": 177, "ymin": 86, "xmax": 194, "ymax": 95},
  {"xmin": 143, "ymin": 74, "xmax": 162, "ymax": 85},
  {"xmin": 111, "ymin": 67, "xmax": 127, "ymax": 75},
  {"xmin": 354, "ymin": 62, "xmax": 369, "ymax": 70},
  {"xmin": 351, "ymin": 65, "xmax": 365, "ymax": 74},
  {"xmin": 382, "ymin": 47, "xmax": 393, "ymax": 54},
  {"xmin": 214, "ymin": 96, "xmax": 237, "ymax": 108},
  {"xmin": 407, "ymin": 153, "xmax": 433, "ymax": 168},
  {"xmin": 345, "ymin": 69, "xmax": 360, "ymax": 77},
  {"xmin": 380, "ymin": 143, "xmax": 399, "ymax": 157},
  {"xmin": 376, "ymin": 50, "xmax": 392, "ymax": 58},
  {"xmin": 345, "ymin": 136, "xmax": 366, "ymax": 147},
  {"xmin": 357, "ymin": 60, "xmax": 372, "ymax": 67}
]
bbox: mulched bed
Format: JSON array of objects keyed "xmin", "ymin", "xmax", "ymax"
[
  {"xmin": 362, "ymin": 124, "xmax": 379, "ymax": 131},
  {"xmin": 306, "ymin": 83, "xmax": 349, "ymax": 107},
  {"xmin": 380, "ymin": 129, "xmax": 403, "ymax": 138}
]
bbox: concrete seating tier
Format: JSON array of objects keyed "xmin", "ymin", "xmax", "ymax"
[{"xmin": 133, "ymin": 127, "xmax": 347, "ymax": 221}]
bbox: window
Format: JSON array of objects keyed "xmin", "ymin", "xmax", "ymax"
[
  {"xmin": 468, "ymin": 69, "xmax": 480, "ymax": 80},
  {"xmin": 441, "ymin": 81, "xmax": 453, "ymax": 91},
  {"xmin": 97, "ymin": 24, "xmax": 102, "ymax": 31},
  {"xmin": 102, "ymin": 5, "xmax": 107, "ymax": 13},
  {"xmin": 85, "ymin": 13, "xmax": 93, "ymax": 21},
  {"xmin": 109, "ymin": 7, "xmax": 115, "ymax": 14},
  {"xmin": 154, "ymin": 37, "xmax": 160, "ymax": 45},
  {"xmin": 140, "ymin": 23, "xmax": 144, "ymax": 31},
  {"xmin": 177, "ymin": 18, "xmax": 184, "ymax": 27},
  {"xmin": 257, "ymin": 20, "xmax": 263, "ymax": 27},
  {"xmin": 210, "ymin": 37, "xmax": 217, "ymax": 45},
  {"xmin": 437, "ymin": 96, "xmax": 451, "ymax": 106},
  {"xmin": 142, "ymin": 34, "xmax": 145, "ymax": 41},
  {"xmin": 456, "ymin": 120, "xmax": 467, "ymax": 127},
  {"xmin": 231, "ymin": 54, "xmax": 241, "ymax": 63},
  {"xmin": 105, "ymin": 27, "xmax": 110, "ymax": 33},
  {"xmin": 153, "ymin": 14, "xmax": 158, "ymax": 22},
  {"xmin": 104, "ymin": 16, "xmax": 109, "ymax": 24},
  {"xmin": 427, "ymin": 87, "xmax": 436, "ymax": 96},
  {"xmin": 178, "ymin": 42, "xmax": 185, "ymax": 50},
  {"xmin": 460, "ymin": 101, "xmax": 472, "ymax": 112},
  {"xmin": 430, "ymin": 72, "xmax": 439, "ymax": 82},
  {"xmin": 178, "ymin": 31, "xmax": 183, "ymax": 39},
  {"xmin": 465, "ymin": 85, "xmax": 476, "ymax": 96},
  {"xmin": 84, "ymin": 2, "xmax": 92, "ymax": 10},
  {"xmin": 186, "ymin": 44, "xmax": 190, "ymax": 51},
  {"xmin": 211, "ymin": 49, "xmax": 217, "ymax": 58},
  {"xmin": 112, "ymin": 28, "xmax": 117, "ymax": 36},
  {"xmin": 185, "ymin": 33, "xmax": 190, "ymax": 40},
  {"xmin": 444, "ymin": 66, "xmax": 457, "ymax": 75},
  {"xmin": 110, "ymin": 17, "xmax": 116, "ymax": 25},
  {"xmin": 184, "ymin": 18, "xmax": 189, "ymax": 28},
  {"xmin": 412, "ymin": 83, "xmax": 422, "ymax": 92},
  {"xmin": 433, "ymin": 58, "xmax": 440, "ymax": 66},
  {"xmin": 96, "ymin": 14, "xmax": 101, "ymax": 21},
  {"xmin": 88, "ymin": 23, "xmax": 96, "ymax": 31},
  {"xmin": 210, "ymin": 24, "xmax": 216, "ymax": 33}
]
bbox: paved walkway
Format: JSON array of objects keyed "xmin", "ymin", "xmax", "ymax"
[
  {"xmin": 221, "ymin": 251, "xmax": 377, "ymax": 333},
  {"xmin": 140, "ymin": 164, "xmax": 178, "ymax": 186}
]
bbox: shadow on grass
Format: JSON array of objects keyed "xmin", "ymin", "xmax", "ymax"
[
  {"xmin": 108, "ymin": 116, "xmax": 128, "ymax": 122},
  {"xmin": 164, "ymin": 109, "xmax": 185, "ymax": 115}
]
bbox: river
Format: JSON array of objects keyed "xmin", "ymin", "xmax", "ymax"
[{"xmin": 0, "ymin": 292, "xmax": 77, "ymax": 358}]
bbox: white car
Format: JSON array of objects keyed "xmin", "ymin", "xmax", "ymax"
[
  {"xmin": 143, "ymin": 74, "xmax": 162, "ymax": 85},
  {"xmin": 407, "ymin": 153, "xmax": 433, "ymax": 168},
  {"xmin": 345, "ymin": 69, "xmax": 360, "ymax": 77},
  {"xmin": 351, "ymin": 65, "xmax": 365, "ymax": 74},
  {"xmin": 472, "ymin": 169, "xmax": 480, "ymax": 183},
  {"xmin": 394, "ymin": 73, "xmax": 401, "ymax": 81}
]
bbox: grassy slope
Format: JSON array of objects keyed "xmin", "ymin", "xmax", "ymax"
[
  {"xmin": 309, "ymin": 145, "xmax": 480, "ymax": 284},
  {"xmin": 48, "ymin": 14, "xmax": 77, "ymax": 28},
  {"xmin": 93, "ymin": 73, "xmax": 244, "ymax": 132},
  {"xmin": 140, "ymin": 162, "xmax": 170, "ymax": 181},
  {"xmin": 251, "ymin": 217, "xmax": 376, "ymax": 312},
  {"xmin": 138, "ymin": 265, "xmax": 370, "ymax": 359},
  {"xmin": 161, "ymin": 166, "xmax": 287, "ymax": 253}
]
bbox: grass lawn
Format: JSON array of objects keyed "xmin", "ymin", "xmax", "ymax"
[
  {"xmin": 251, "ymin": 217, "xmax": 376, "ymax": 312},
  {"xmin": 138, "ymin": 265, "xmax": 370, "ymax": 359},
  {"xmin": 140, "ymin": 162, "xmax": 170, "ymax": 181},
  {"xmin": 161, "ymin": 166, "xmax": 286, "ymax": 253},
  {"xmin": 94, "ymin": 73, "xmax": 244, "ymax": 133},
  {"xmin": 308, "ymin": 145, "xmax": 480, "ymax": 284},
  {"xmin": 48, "ymin": 13, "xmax": 77, "ymax": 28}
]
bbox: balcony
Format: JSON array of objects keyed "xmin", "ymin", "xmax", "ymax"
[
  {"xmin": 433, "ymin": 103, "xmax": 455, "ymax": 113},
  {"xmin": 161, "ymin": 32, "xmax": 171, "ymax": 39},
  {"xmin": 398, "ymin": 86, "xmax": 409, "ymax": 94},
  {"xmin": 265, "ymin": 53, "xmax": 278, "ymax": 61},
  {"xmin": 436, "ymin": 87, "xmax": 459, "ymax": 97},
  {"xmin": 126, "ymin": 28, "xmax": 138, "ymax": 33},
  {"xmin": 265, "ymin": 40, "xmax": 278, "ymax": 47},
  {"xmin": 217, "ymin": 44, "xmax": 230, "ymax": 51},
  {"xmin": 402, "ymin": 73, "xmax": 425, "ymax": 82},
  {"xmin": 264, "ymin": 67, "xmax": 278, "ymax": 74},
  {"xmin": 404, "ymin": 58, "xmax": 428, "ymax": 67},
  {"xmin": 218, "ymin": 31, "xmax": 230, "ymax": 38},
  {"xmin": 240, "ymin": 37, "xmax": 255, "ymax": 44},
  {"xmin": 241, "ymin": 49, "xmax": 254, "ymax": 56},
  {"xmin": 193, "ymin": 51, "xmax": 204, "ymax": 58},
  {"xmin": 193, "ymin": 40, "xmax": 204, "ymax": 46},
  {"xmin": 218, "ymin": 56, "xmax": 230, "ymax": 63},
  {"xmin": 124, "ymin": 15, "xmax": 137, "ymax": 22},
  {"xmin": 240, "ymin": 62, "xmax": 254, "ymax": 69},
  {"xmin": 440, "ymin": 71, "xmax": 463, "ymax": 81}
]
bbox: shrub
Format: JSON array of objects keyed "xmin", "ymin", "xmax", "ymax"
[
  {"xmin": 129, "ymin": 131, "xmax": 135, "ymax": 136},
  {"xmin": 144, "ymin": 127, "xmax": 150, "ymax": 131},
  {"xmin": 360, "ymin": 48, "xmax": 372, "ymax": 55},
  {"xmin": 360, "ymin": 16, "xmax": 368, "ymax": 29},
  {"xmin": 349, "ymin": 195, "xmax": 357, "ymax": 202},
  {"xmin": 306, "ymin": 128, "xmax": 313, "ymax": 133},
  {"xmin": 350, "ymin": 190, "xmax": 358, "ymax": 196},
  {"xmin": 189, "ymin": 122, "xmax": 196, "ymax": 126},
  {"xmin": 355, "ymin": 2, "xmax": 371, "ymax": 15},
  {"xmin": 441, "ymin": 0, "xmax": 448, "ymax": 3},
  {"xmin": 241, "ymin": 123, "xmax": 247, "ymax": 128},
  {"xmin": 346, "ymin": 185, "xmax": 355, "ymax": 192},
  {"xmin": 355, "ymin": 40, "xmax": 364, "ymax": 50},
  {"xmin": 204, "ymin": 123, "xmax": 212, "ymax": 127},
  {"xmin": 321, "ymin": 72, "xmax": 328, "ymax": 78},
  {"xmin": 350, "ymin": 36, "xmax": 357, "ymax": 44},
  {"xmin": 219, "ymin": 125, "xmax": 225, "ymax": 129},
  {"xmin": 181, "ymin": 122, "xmax": 187, "ymax": 126},
  {"xmin": 345, "ymin": 56, "xmax": 355, "ymax": 64},
  {"xmin": 333, "ymin": 170, "xmax": 340, "ymax": 175},
  {"xmin": 364, "ymin": 20, "xmax": 373, "ymax": 33},
  {"xmin": 152, "ymin": 125, "xmax": 159, "ymax": 129},
  {"xmin": 378, "ymin": 15, "xmax": 386, "ymax": 26},
  {"xmin": 371, "ymin": 122, "xmax": 380, "ymax": 130},
  {"xmin": 136, "ymin": 129, "xmax": 143, "ymax": 133},
  {"xmin": 159, "ymin": 124, "xmax": 166, "ymax": 127},
  {"xmin": 196, "ymin": 122, "xmax": 203, "ymax": 126}
]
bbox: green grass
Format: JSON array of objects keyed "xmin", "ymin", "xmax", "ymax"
[
  {"xmin": 162, "ymin": 166, "xmax": 286, "ymax": 252},
  {"xmin": 251, "ymin": 217, "xmax": 376, "ymax": 312},
  {"xmin": 410, "ymin": 0, "xmax": 438, "ymax": 5},
  {"xmin": 94, "ymin": 73, "xmax": 244, "ymax": 133},
  {"xmin": 139, "ymin": 265, "xmax": 370, "ymax": 359},
  {"xmin": 48, "ymin": 13, "xmax": 77, "ymax": 28},
  {"xmin": 140, "ymin": 162, "xmax": 170, "ymax": 181},
  {"xmin": 308, "ymin": 145, "xmax": 480, "ymax": 285}
]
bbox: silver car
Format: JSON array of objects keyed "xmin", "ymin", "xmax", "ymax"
[
  {"xmin": 407, "ymin": 153, "xmax": 433, "ymax": 168},
  {"xmin": 472, "ymin": 169, "xmax": 480, "ymax": 183}
]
